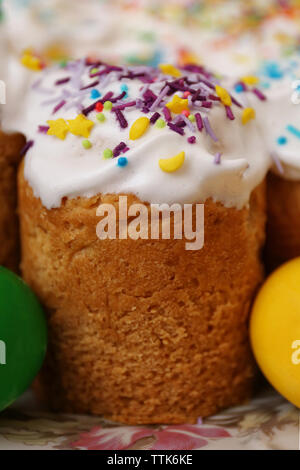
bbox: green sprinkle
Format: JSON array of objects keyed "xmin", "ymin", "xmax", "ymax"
[
  {"xmin": 82, "ymin": 139, "xmax": 92, "ymax": 149},
  {"xmin": 155, "ymin": 118, "xmax": 166, "ymax": 129},
  {"xmin": 103, "ymin": 148, "xmax": 113, "ymax": 159},
  {"xmin": 103, "ymin": 101, "xmax": 113, "ymax": 111},
  {"xmin": 59, "ymin": 59, "xmax": 68, "ymax": 68},
  {"xmin": 97, "ymin": 113, "xmax": 106, "ymax": 122},
  {"xmin": 91, "ymin": 67, "xmax": 99, "ymax": 74},
  {"xmin": 188, "ymin": 114, "xmax": 196, "ymax": 122}
]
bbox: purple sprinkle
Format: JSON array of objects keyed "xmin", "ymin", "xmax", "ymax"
[
  {"xmin": 101, "ymin": 91, "xmax": 114, "ymax": 102},
  {"xmin": 55, "ymin": 77, "xmax": 70, "ymax": 86},
  {"xmin": 113, "ymin": 141, "xmax": 127, "ymax": 158},
  {"xmin": 150, "ymin": 112, "xmax": 160, "ymax": 124},
  {"xmin": 20, "ymin": 140, "xmax": 34, "ymax": 157},
  {"xmin": 82, "ymin": 101, "xmax": 98, "ymax": 116},
  {"xmin": 253, "ymin": 88, "xmax": 266, "ymax": 101},
  {"xmin": 188, "ymin": 136, "xmax": 196, "ymax": 144},
  {"xmin": 80, "ymin": 80, "xmax": 100, "ymax": 91},
  {"xmin": 225, "ymin": 106, "xmax": 235, "ymax": 120},
  {"xmin": 167, "ymin": 122, "xmax": 185, "ymax": 136},
  {"xmin": 203, "ymin": 116, "xmax": 218, "ymax": 142},
  {"xmin": 214, "ymin": 152, "xmax": 222, "ymax": 165},
  {"xmin": 195, "ymin": 113, "xmax": 203, "ymax": 132},
  {"xmin": 110, "ymin": 91, "xmax": 127, "ymax": 103},
  {"xmin": 208, "ymin": 94, "xmax": 221, "ymax": 101},
  {"xmin": 201, "ymin": 101, "xmax": 213, "ymax": 108},
  {"xmin": 112, "ymin": 101, "xmax": 136, "ymax": 111},
  {"xmin": 149, "ymin": 85, "xmax": 170, "ymax": 111},
  {"xmin": 114, "ymin": 109, "xmax": 128, "ymax": 129},
  {"xmin": 52, "ymin": 99, "xmax": 66, "ymax": 114},
  {"xmin": 231, "ymin": 95, "xmax": 243, "ymax": 108},
  {"xmin": 38, "ymin": 125, "xmax": 50, "ymax": 133},
  {"xmin": 163, "ymin": 106, "xmax": 172, "ymax": 122}
]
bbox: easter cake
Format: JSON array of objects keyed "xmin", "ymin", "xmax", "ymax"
[{"xmin": 17, "ymin": 59, "xmax": 269, "ymax": 423}]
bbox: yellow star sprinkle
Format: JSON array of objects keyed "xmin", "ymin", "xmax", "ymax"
[
  {"xmin": 241, "ymin": 75, "xmax": 260, "ymax": 86},
  {"xmin": 47, "ymin": 119, "xmax": 69, "ymax": 140},
  {"xmin": 129, "ymin": 117, "xmax": 150, "ymax": 140},
  {"xmin": 159, "ymin": 151, "xmax": 185, "ymax": 173},
  {"xmin": 67, "ymin": 114, "xmax": 94, "ymax": 138},
  {"xmin": 242, "ymin": 107, "xmax": 256, "ymax": 125},
  {"xmin": 166, "ymin": 95, "xmax": 189, "ymax": 114},
  {"xmin": 215, "ymin": 85, "xmax": 232, "ymax": 107},
  {"xmin": 159, "ymin": 64, "xmax": 182, "ymax": 78}
]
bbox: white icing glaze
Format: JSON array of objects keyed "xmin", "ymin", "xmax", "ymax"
[{"xmin": 17, "ymin": 62, "xmax": 269, "ymax": 210}]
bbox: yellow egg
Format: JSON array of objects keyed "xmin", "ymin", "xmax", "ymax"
[{"xmin": 250, "ymin": 258, "xmax": 300, "ymax": 408}]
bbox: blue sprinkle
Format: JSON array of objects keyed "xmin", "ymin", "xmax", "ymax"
[
  {"xmin": 287, "ymin": 124, "xmax": 300, "ymax": 139},
  {"xmin": 261, "ymin": 82, "xmax": 271, "ymax": 89},
  {"xmin": 234, "ymin": 84, "xmax": 244, "ymax": 93},
  {"xmin": 277, "ymin": 136, "xmax": 287, "ymax": 145},
  {"xmin": 90, "ymin": 89, "xmax": 101, "ymax": 99},
  {"xmin": 262, "ymin": 61, "xmax": 284, "ymax": 80},
  {"xmin": 120, "ymin": 84, "xmax": 129, "ymax": 92},
  {"xmin": 117, "ymin": 157, "xmax": 128, "ymax": 167}
]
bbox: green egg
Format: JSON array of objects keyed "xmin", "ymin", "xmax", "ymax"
[{"xmin": 0, "ymin": 267, "xmax": 47, "ymax": 412}]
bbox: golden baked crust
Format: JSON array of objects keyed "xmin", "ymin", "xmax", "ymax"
[
  {"xmin": 266, "ymin": 172, "xmax": 300, "ymax": 271},
  {"xmin": 0, "ymin": 130, "xmax": 25, "ymax": 271},
  {"xmin": 18, "ymin": 162, "xmax": 266, "ymax": 424}
]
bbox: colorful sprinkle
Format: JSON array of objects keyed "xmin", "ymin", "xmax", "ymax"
[
  {"xmin": 103, "ymin": 148, "xmax": 113, "ymax": 159},
  {"xmin": 67, "ymin": 114, "xmax": 94, "ymax": 138},
  {"xmin": 242, "ymin": 108, "xmax": 256, "ymax": 125},
  {"xmin": 21, "ymin": 50, "xmax": 44, "ymax": 71},
  {"xmin": 82, "ymin": 139, "xmax": 92, "ymax": 149},
  {"xmin": 47, "ymin": 118, "xmax": 69, "ymax": 140},
  {"xmin": 188, "ymin": 114, "xmax": 196, "ymax": 122},
  {"xmin": 277, "ymin": 136, "xmax": 287, "ymax": 145},
  {"xmin": 234, "ymin": 83, "xmax": 245, "ymax": 93},
  {"xmin": 159, "ymin": 64, "xmax": 181, "ymax": 78},
  {"xmin": 129, "ymin": 117, "xmax": 150, "ymax": 140},
  {"xmin": 215, "ymin": 85, "xmax": 232, "ymax": 107},
  {"xmin": 90, "ymin": 89, "xmax": 101, "ymax": 100},
  {"xmin": 103, "ymin": 101, "xmax": 113, "ymax": 111},
  {"xmin": 241, "ymin": 76, "xmax": 259, "ymax": 86},
  {"xmin": 159, "ymin": 151, "xmax": 185, "ymax": 173},
  {"xmin": 166, "ymin": 94, "xmax": 189, "ymax": 114},
  {"xmin": 188, "ymin": 136, "xmax": 196, "ymax": 144},
  {"xmin": 287, "ymin": 125, "xmax": 300, "ymax": 139},
  {"xmin": 97, "ymin": 113, "xmax": 106, "ymax": 122},
  {"xmin": 214, "ymin": 152, "xmax": 222, "ymax": 165},
  {"xmin": 155, "ymin": 118, "xmax": 166, "ymax": 129},
  {"xmin": 117, "ymin": 157, "xmax": 128, "ymax": 167}
]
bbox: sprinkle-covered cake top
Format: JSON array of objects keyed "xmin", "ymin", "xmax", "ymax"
[
  {"xmin": 232, "ymin": 55, "xmax": 300, "ymax": 180},
  {"xmin": 18, "ymin": 59, "xmax": 269, "ymax": 209}
]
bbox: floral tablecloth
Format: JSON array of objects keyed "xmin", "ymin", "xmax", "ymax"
[{"xmin": 0, "ymin": 387, "xmax": 298, "ymax": 450}]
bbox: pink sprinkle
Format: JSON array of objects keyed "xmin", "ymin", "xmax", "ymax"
[
  {"xmin": 163, "ymin": 106, "xmax": 172, "ymax": 122},
  {"xmin": 195, "ymin": 113, "xmax": 203, "ymax": 132},
  {"xmin": 253, "ymin": 88, "xmax": 266, "ymax": 101},
  {"xmin": 225, "ymin": 106, "xmax": 235, "ymax": 120},
  {"xmin": 38, "ymin": 125, "xmax": 50, "ymax": 133},
  {"xmin": 188, "ymin": 136, "xmax": 196, "ymax": 144},
  {"xmin": 52, "ymin": 100, "xmax": 66, "ymax": 114}
]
